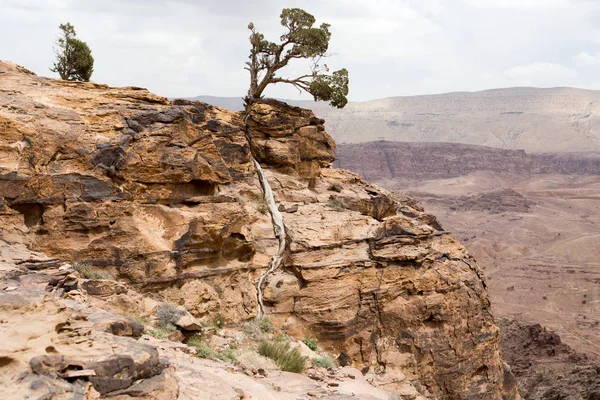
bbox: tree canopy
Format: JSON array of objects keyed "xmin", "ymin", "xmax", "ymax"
[
  {"xmin": 245, "ymin": 8, "xmax": 349, "ymax": 109},
  {"xmin": 50, "ymin": 23, "xmax": 94, "ymax": 82}
]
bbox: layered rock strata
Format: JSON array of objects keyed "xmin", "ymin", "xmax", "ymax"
[
  {"xmin": 335, "ymin": 141, "xmax": 600, "ymax": 183},
  {"xmin": 0, "ymin": 61, "xmax": 517, "ymax": 399}
]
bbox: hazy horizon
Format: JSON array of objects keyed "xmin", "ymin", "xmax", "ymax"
[{"xmin": 3, "ymin": 0, "xmax": 600, "ymax": 101}]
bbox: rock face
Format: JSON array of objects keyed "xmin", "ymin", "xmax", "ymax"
[
  {"xmin": 335, "ymin": 141, "xmax": 600, "ymax": 184},
  {"xmin": 246, "ymin": 99, "xmax": 336, "ymax": 179},
  {"xmin": 498, "ymin": 318, "xmax": 600, "ymax": 400},
  {"xmin": 0, "ymin": 61, "xmax": 517, "ymax": 399},
  {"xmin": 309, "ymin": 87, "xmax": 600, "ymax": 153}
]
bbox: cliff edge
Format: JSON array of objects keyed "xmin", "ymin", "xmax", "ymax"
[{"xmin": 0, "ymin": 61, "xmax": 518, "ymax": 399}]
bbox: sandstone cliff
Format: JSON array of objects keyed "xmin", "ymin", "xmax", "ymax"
[
  {"xmin": 335, "ymin": 141, "xmax": 600, "ymax": 184},
  {"xmin": 0, "ymin": 61, "xmax": 518, "ymax": 399}
]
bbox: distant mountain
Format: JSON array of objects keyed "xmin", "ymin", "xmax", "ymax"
[{"xmin": 190, "ymin": 87, "xmax": 600, "ymax": 153}]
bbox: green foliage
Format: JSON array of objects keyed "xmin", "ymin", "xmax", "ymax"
[
  {"xmin": 74, "ymin": 264, "xmax": 113, "ymax": 280},
  {"xmin": 259, "ymin": 317, "xmax": 273, "ymax": 333},
  {"xmin": 245, "ymin": 8, "xmax": 348, "ymax": 109},
  {"xmin": 185, "ymin": 334, "xmax": 203, "ymax": 347},
  {"xmin": 50, "ymin": 23, "xmax": 94, "ymax": 81},
  {"xmin": 212, "ymin": 314, "xmax": 226, "ymax": 329},
  {"xmin": 312, "ymin": 356, "xmax": 337, "ymax": 369},
  {"xmin": 216, "ymin": 347, "xmax": 237, "ymax": 363},
  {"xmin": 327, "ymin": 198, "xmax": 346, "ymax": 212},
  {"xmin": 148, "ymin": 326, "xmax": 172, "ymax": 339},
  {"xmin": 328, "ymin": 182, "xmax": 343, "ymax": 193},
  {"xmin": 302, "ymin": 337, "xmax": 319, "ymax": 352},
  {"xmin": 258, "ymin": 340, "xmax": 306, "ymax": 373},
  {"xmin": 185, "ymin": 335, "xmax": 214, "ymax": 358},
  {"xmin": 196, "ymin": 344, "xmax": 215, "ymax": 359},
  {"xmin": 156, "ymin": 303, "xmax": 186, "ymax": 330}
]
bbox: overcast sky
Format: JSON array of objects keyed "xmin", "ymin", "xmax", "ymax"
[{"xmin": 2, "ymin": 0, "xmax": 600, "ymax": 101}]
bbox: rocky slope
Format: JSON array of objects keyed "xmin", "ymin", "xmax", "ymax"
[
  {"xmin": 0, "ymin": 61, "xmax": 518, "ymax": 399},
  {"xmin": 498, "ymin": 318, "xmax": 600, "ymax": 400},
  {"xmin": 335, "ymin": 142, "xmax": 600, "ymax": 185},
  {"xmin": 0, "ymin": 240, "xmax": 409, "ymax": 400},
  {"xmin": 193, "ymin": 87, "xmax": 600, "ymax": 153},
  {"xmin": 334, "ymin": 140, "xmax": 600, "ymax": 362}
]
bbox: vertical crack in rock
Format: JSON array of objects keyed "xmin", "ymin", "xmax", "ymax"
[
  {"xmin": 243, "ymin": 108, "xmax": 287, "ymax": 319},
  {"xmin": 251, "ymin": 158, "xmax": 287, "ymax": 319}
]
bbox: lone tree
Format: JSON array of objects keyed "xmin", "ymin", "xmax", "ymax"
[
  {"xmin": 244, "ymin": 8, "xmax": 349, "ymax": 109},
  {"xmin": 50, "ymin": 23, "xmax": 94, "ymax": 82}
]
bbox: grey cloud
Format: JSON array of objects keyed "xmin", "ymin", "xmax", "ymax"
[{"xmin": 2, "ymin": 0, "xmax": 600, "ymax": 100}]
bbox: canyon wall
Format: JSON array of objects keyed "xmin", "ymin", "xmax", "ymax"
[
  {"xmin": 335, "ymin": 141, "xmax": 600, "ymax": 183},
  {"xmin": 0, "ymin": 61, "xmax": 518, "ymax": 399}
]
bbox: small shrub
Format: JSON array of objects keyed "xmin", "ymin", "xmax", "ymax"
[
  {"xmin": 216, "ymin": 348, "xmax": 237, "ymax": 363},
  {"xmin": 148, "ymin": 327, "xmax": 172, "ymax": 339},
  {"xmin": 212, "ymin": 314, "xmax": 226, "ymax": 329},
  {"xmin": 258, "ymin": 340, "xmax": 306, "ymax": 373},
  {"xmin": 185, "ymin": 335, "xmax": 204, "ymax": 348},
  {"xmin": 259, "ymin": 317, "xmax": 273, "ymax": 333},
  {"xmin": 185, "ymin": 335, "xmax": 215, "ymax": 358},
  {"xmin": 196, "ymin": 344, "xmax": 214, "ymax": 359},
  {"xmin": 328, "ymin": 182, "xmax": 343, "ymax": 192},
  {"xmin": 302, "ymin": 337, "xmax": 319, "ymax": 352},
  {"xmin": 242, "ymin": 321, "xmax": 264, "ymax": 340},
  {"xmin": 327, "ymin": 198, "xmax": 345, "ymax": 212},
  {"xmin": 156, "ymin": 303, "xmax": 186, "ymax": 330},
  {"xmin": 236, "ymin": 349, "xmax": 278, "ymax": 371},
  {"xmin": 74, "ymin": 264, "xmax": 113, "ymax": 280},
  {"xmin": 312, "ymin": 356, "xmax": 337, "ymax": 369}
]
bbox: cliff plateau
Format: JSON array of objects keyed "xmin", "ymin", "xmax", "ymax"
[{"xmin": 0, "ymin": 61, "xmax": 518, "ymax": 400}]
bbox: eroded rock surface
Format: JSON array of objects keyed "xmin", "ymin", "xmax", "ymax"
[{"xmin": 0, "ymin": 61, "xmax": 517, "ymax": 399}]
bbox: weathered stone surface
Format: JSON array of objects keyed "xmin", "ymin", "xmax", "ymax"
[
  {"xmin": 0, "ymin": 61, "xmax": 258, "ymax": 323},
  {"xmin": 81, "ymin": 279, "xmax": 128, "ymax": 297},
  {"xmin": 0, "ymin": 280, "xmax": 171, "ymax": 399},
  {"xmin": 246, "ymin": 99, "xmax": 336, "ymax": 178},
  {"xmin": 174, "ymin": 312, "xmax": 203, "ymax": 331},
  {"xmin": 334, "ymin": 141, "xmax": 600, "ymax": 183},
  {"xmin": 0, "ymin": 61, "xmax": 518, "ymax": 400}
]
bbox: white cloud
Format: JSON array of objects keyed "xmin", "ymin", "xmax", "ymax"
[
  {"xmin": 2, "ymin": 0, "xmax": 600, "ymax": 100},
  {"xmin": 504, "ymin": 62, "xmax": 578, "ymax": 84},
  {"xmin": 573, "ymin": 51, "xmax": 600, "ymax": 66},
  {"xmin": 462, "ymin": 0, "xmax": 569, "ymax": 8}
]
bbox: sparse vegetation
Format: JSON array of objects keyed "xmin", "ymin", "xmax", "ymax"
[
  {"xmin": 73, "ymin": 264, "xmax": 113, "ymax": 280},
  {"xmin": 312, "ymin": 355, "xmax": 337, "ymax": 369},
  {"xmin": 156, "ymin": 303, "xmax": 186, "ymax": 330},
  {"xmin": 302, "ymin": 337, "xmax": 319, "ymax": 352},
  {"xmin": 259, "ymin": 317, "xmax": 273, "ymax": 333},
  {"xmin": 327, "ymin": 198, "xmax": 346, "ymax": 212},
  {"xmin": 236, "ymin": 349, "xmax": 278, "ymax": 371},
  {"xmin": 212, "ymin": 313, "xmax": 226, "ymax": 329},
  {"xmin": 196, "ymin": 343, "xmax": 215, "ymax": 359},
  {"xmin": 148, "ymin": 326, "xmax": 174, "ymax": 339},
  {"xmin": 216, "ymin": 347, "xmax": 237, "ymax": 363},
  {"xmin": 258, "ymin": 340, "xmax": 306, "ymax": 373},
  {"xmin": 50, "ymin": 23, "xmax": 94, "ymax": 81},
  {"xmin": 328, "ymin": 182, "xmax": 343, "ymax": 193},
  {"xmin": 244, "ymin": 9, "xmax": 349, "ymax": 109},
  {"xmin": 186, "ymin": 335, "xmax": 214, "ymax": 358}
]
